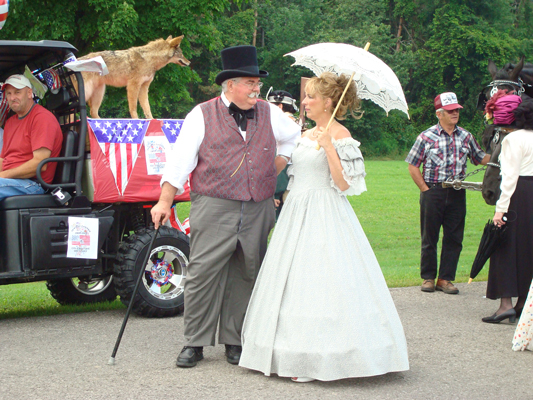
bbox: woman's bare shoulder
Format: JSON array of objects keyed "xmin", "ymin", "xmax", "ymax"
[{"xmin": 332, "ymin": 124, "xmax": 351, "ymax": 140}]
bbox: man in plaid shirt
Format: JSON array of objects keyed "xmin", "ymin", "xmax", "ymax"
[{"xmin": 406, "ymin": 92, "xmax": 490, "ymax": 294}]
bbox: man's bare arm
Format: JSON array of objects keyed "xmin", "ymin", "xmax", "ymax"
[
  {"xmin": 0, "ymin": 147, "xmax": 51, "ymax": 179},
  {"xmin": 275, "ymin": 155, "xmax": 288, "ymax": 175},
  {"xmin": 408, "ymin": 164, "xmax": 429, "ymax": 192}
]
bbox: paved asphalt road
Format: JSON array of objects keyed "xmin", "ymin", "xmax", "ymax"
[{"xmin": 1, "ymin": 282, "xmax": 532, "ymax": 400}]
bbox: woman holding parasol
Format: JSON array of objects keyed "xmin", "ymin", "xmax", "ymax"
[{"xmin": 238, "ymin": 72, "xmax": 409, "ymax": 382}]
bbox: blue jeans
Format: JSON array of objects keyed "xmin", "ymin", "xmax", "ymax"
[{"xmin": 0, "ymin": 178, "xmax": 45, "ymax": 201}]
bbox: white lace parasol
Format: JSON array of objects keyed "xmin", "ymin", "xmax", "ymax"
[{"xmin": 285, "ymin": 43, "xmax": 409, "ymax": 118}]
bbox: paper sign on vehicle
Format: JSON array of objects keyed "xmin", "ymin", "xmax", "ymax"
[{"xmin": 67, "ymin": 217, "xmax": 99, "ymax": 259}]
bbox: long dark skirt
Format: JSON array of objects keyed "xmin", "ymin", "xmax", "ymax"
[{"xmin": 486, "ymin": 176, "xmax": 533, "ymax": 299}]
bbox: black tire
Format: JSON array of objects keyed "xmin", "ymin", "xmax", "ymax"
[
  {"xmin": 46, "ymin": 276, "xmax": 117, "ymax": 305},
  {"xmin": 114, "ymin": 226, "xmax": 189, "ymax": 318}
]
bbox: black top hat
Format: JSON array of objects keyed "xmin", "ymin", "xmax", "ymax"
[{"xmin": 215, "ymin": 45, "xmax": 269, "ymax": 85}]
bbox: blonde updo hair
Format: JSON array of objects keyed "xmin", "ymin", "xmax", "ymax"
[{"xmin": 305, "ymin": 72, "xmax": 362, "ymax": 120}]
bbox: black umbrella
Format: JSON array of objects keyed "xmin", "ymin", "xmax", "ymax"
[{"xmin": 469, "ymin": 220, "xmax": 508, "ymax": 283}]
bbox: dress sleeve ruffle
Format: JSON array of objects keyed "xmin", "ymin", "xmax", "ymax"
[{"xmin": 331, "ymin": 138, "xmax": 367, "ymax": 196}]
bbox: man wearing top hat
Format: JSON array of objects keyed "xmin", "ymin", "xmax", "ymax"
[
  {"xmin": 151, "ymin": 45, "xmax": 300, "ymax": 368},
  {"xmin": 405, "ymin": 92, "xmax": 490, "ymax": 295}
]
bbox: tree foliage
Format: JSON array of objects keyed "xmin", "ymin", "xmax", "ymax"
[
  {"xmin": 1, "ymin": 0, "xmax": 241, "ymax": 118},
  {"xmin": 2, "ymin": 0, "xmax": 533, "ymax": 155}
]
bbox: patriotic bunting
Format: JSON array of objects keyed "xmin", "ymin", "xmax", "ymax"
[
  {"xmin": 160, "ymin": 119, "xmax": 183, "ymax": 144},
  {"xmin": 89, "ymin": 119, "xmax": 149, "ymax": 195}
]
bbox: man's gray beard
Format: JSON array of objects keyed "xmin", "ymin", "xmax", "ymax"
[{"xmin": 248, "ymin": 92, "xmax": 259, "ymax": 99}]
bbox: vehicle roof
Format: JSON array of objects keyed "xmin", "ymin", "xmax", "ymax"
[{"xmin": 0, "ymin": 40, "xmax": 78, "ymax": 80}]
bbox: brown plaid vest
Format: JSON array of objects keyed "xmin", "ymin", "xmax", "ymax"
[{"xmin": 190, "ymin": 97, "xmax": 277, "ymax": 201}]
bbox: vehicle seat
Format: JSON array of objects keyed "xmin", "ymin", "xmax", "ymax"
[{"xmin": 46, "ymin": 87, "xmax": 71, "ymax": 112}]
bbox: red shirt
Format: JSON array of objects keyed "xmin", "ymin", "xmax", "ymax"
[{"xmin": 1, "ymin": 104, "xmax": 63, "ymax": 183}]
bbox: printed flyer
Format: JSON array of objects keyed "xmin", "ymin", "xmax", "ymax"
[
  {"xmin": 144, "ymin": 136, "xmax": 171, "ymax": 175},
  {"xmin": 66, "ymin": 217, "xmax": 99, "ymax": 259}
]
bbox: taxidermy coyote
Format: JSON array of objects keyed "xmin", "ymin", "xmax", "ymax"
[{"xmin": 78, "ymin": 35, "xmax": 190, "ymax": 119}]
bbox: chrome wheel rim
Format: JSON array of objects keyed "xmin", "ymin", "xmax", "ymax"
[
  {"xmin": 143, "ymin": 244, "xmax": 188, "ymax": 301},
  {"xmin": 72, "ymin": 276, "xmax": 114, "ymax": 296}
]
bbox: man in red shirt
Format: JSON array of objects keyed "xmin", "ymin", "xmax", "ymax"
[{"xmin": 0, "ymin": 74, "xmax": 62, "ymax": 200}]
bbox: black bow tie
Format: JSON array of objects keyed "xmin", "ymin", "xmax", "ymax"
[{"xmin": 228, "ymin": 102, "xmax": 255, "ymax": 131}]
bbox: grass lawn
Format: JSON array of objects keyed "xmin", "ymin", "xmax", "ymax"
[
  {"xmin": 355, "ymin": 161, "xmax": 492, "ymax": 287},
  {"xmin": 0, "ymin": 161, "xmax": 493, "ymax": 319},
  {"xmin": 0, "ymin": 283, "xmax": 124, "ymax": 319}
]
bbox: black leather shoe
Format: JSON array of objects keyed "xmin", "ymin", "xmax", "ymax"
[
  {"xmin": 176, "ymin": 346, "xmax": 203, "ymax": 368},
  {"xmin": 481, "ymin": 308, "xmax": 517, "ymax": 324},
  {"xmin": 225, "ymin": 345, "xmax": 242, "ymax": 365},
  {"xmin": 514, "ymin": 307, "xmax": 523, "ymax": 319}
]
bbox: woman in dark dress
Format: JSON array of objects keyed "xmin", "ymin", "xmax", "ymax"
[{"xmin": 483, "ymin": 98, "xmax": 533, "ymax": 323}]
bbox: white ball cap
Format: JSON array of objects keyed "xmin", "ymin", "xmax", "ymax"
[{"xmin": 2, "ymin": 74, "xmax": 33, "ymax": 91}]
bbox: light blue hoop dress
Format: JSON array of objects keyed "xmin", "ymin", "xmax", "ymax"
[{"xmin": 239, "ymin": 136, "xmax": 409, "ymax": 381}]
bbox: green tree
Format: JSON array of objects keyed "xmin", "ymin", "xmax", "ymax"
[
  {"xmin": 1, "ymin": 0, "xmax": 242, "ymax": 118},
  {"xmin": 256, "ymin": 0, "xmax": 323, "ymax": 98},
  {"xmin": 4, "ymin": 0, "xmax": 533, "ymax": 155},
  {"xmin": 410, "ymin": 4, "xmax": 521, "ymax": 138}
]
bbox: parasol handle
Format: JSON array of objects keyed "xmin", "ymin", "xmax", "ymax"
[
  {"xmin": 468, "ymin": 278, "xmax": 473, "ymax": 284},
  {"xmin": 316, "ymin": 42, "xmax": 371, "ymax": 150}
]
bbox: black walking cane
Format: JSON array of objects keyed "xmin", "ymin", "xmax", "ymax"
[{"xmin": 108, "ymin": 224, "xmax": 161, "ymax": 365}]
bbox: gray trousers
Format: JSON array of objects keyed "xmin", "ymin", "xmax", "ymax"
[{"xmin": 183, "ymin": 193, "xmax": 276, "ymax": 347}]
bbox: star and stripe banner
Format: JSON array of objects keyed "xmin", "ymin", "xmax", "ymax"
[
  {"xmin": 89, "ymin": 119, "xmax": 149, "ymax": 195},
  {"xmin": 87, "ymin": 118, "xmax": 189, "ymax": 203},
  {"xmin": 160, "ymin": 119, "xmax": 183, "ymax": 144}
]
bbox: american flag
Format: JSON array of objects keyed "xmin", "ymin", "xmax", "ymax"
[
  {"xmin": 0, "ymin": 0, "xmax": 8, "ymax": 31},
  {"xmin": 41, "ymin": 69, "xmax": 61, "ymax": 92},
  {"xmin": 0, "ymin": 90, "xmax": 10, "ymax": 127},
  {"xmin": 72, "ymin": 234, "xmax": 90, "ymax": 246},
  {"xmin": 160, "ymin": 119, "xmax": 183, "ymax": 144},
  {"xmin": 89, "ymin": 119, "xmax": 149, "ymax": 195}
]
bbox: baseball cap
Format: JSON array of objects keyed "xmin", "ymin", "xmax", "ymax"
[
  {"xmin": 434, "ymin": 92, "xmax": 463, "ymax": 111},
  {"xmin": 2, "ymin": 74, "xmax": 33, "ymax": 91}
]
